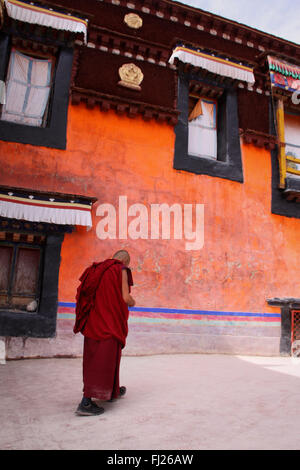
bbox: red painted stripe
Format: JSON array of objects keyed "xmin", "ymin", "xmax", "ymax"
[
  {"xmin": 58, "ymin": 307, "xmax": 75, "ymax": 313},
  {"xmin": 128, "ymin": 312, "xmax": 280, "ymax": 322}
]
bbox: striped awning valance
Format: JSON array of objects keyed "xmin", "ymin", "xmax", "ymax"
[
  {"xmin": 268, "ymin": 56, "xmax": 300, "ymax": 93},
  {"xmin": 4, "ymin": 0, "xmax": 88, "ymax": 43},
  {"xmin": 0, "ymin": 187, "xmax": 96, "ymax": 228},
  {"xmin": 169, "ymin": 46, "xmax": 255, "ymax": 85}
]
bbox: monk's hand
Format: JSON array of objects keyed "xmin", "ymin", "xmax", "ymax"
[{"xmin": 127, "ymin": 296, "xmax": 136, "ymax": 307}]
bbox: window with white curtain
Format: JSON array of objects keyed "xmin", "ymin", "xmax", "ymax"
[
  {"xmin": 188, "ymin": 97, "xmax": 217, "ymax": 159},
  {"xmin": 1, "ymin": 49, "xmax": 53, "ymax": 127}
]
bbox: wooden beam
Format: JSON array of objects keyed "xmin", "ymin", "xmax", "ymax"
[
  {"xmin": 276, "ymin": 99, "xmax": 287, "ymax": 189},
  {"xmin": 286, "ymin": 155, "xmax": 300, "ymax": 164},
  {"xmin": 287, "ymin": 167, "xmax": 300, "ymax": 176}
]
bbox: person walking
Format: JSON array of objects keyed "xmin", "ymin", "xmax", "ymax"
[{"xmin": 73, "ymin": 250, "xmax": 135, "ymax": 416}]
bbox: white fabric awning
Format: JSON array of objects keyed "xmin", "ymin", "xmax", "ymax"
[
  {"xmin": 169, "ymin": 46, "xmax": 255, "ymax": 85},
  {"xmin": 4, "ymin": 0, "xmax": 88, "ymax": 43},
  {"xmin": 0, "ymin": 190, "xmax": 94, "ymax": 228}
]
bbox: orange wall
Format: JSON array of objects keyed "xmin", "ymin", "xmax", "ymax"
[{"xmin": 1, "ymin": 103, "xmax": 300, "ymax": 314}]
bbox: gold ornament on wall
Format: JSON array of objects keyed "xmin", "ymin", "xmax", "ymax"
[
  {"xmin": 118, "ymin": 63, "xmax": 144, "ymax": 91},
  {"xmin": 124, "ymin": 13, "xmax": 143, "ymax": 29}
]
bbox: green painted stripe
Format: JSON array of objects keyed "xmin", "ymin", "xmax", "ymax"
[{"xmin": 128, "ymin": 317, "xmax": 280, "ymax": 328}]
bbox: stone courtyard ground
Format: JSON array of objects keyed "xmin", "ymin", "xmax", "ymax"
[{"xmin": 1, "ymin": 353, "xmax": 300, "ymax": 450}]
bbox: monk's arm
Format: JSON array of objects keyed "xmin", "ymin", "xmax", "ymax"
[{"xmin": 122, "ymin": 269, "xmax": 136, "ymax": 307}]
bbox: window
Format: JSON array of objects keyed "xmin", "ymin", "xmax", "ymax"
[
  {"xmin": 270, "ymin": 99, "xmax": 300, "ymax": 219},
  {"xmin": 173, "ymin": 71, "xmax": 243, "ymax": 182},
  {"xmin": 284, "ymin": 110, "xmax": 300, "ymax": 178},
  {"xmin": 0, "ymin": 34, "xmax": 74, "ymax": 149},
  {"xmin": 0, "ymin": 223, "xmax": 65, "ymax": 338},
  {"xmin": 0, "ymin": 234, "xmax": 44, "ymax": 312},
  {"xmin": 1, "ymin": 49, "xmax": 54, "ymax": 128},
  {"xmin": 268, "ymin": 57, "xmax": 300, "ymax": 217},
  {"xmin": 275, "ymin": 100, "xmax": 300, "ymax": 191},
  {"xmin": 188, "ymin": 96, "xmax": 217, "ymax": 159}
]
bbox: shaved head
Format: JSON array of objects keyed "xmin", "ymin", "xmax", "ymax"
[{"xmin": 113, "ymin": 249, "xmax": 130, "ymax": 266}]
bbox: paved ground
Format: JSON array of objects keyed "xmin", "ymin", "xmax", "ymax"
[{"xmin": 1, "ymin": 353, "xmax": 300, "ymax": 450}]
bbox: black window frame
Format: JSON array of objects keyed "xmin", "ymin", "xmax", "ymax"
[
  {"xmin": 0, "ymin": 227, "xmax": 65, "ymax": 338},
  {"xmin": 0, "ymin": 32, "xmax": 73, "ymax": 150},
  {"xmin": 173, "ymin": 68, "xmax": 244, "ymax": 183}
]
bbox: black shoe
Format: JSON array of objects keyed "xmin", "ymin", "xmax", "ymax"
[
  {"xmin": 107, "ymin": 386, "xmax": 127, "ymax": 402},
  {"xmin": 75, "ymin": 401, "xmax": 105, "ymax": 416}
]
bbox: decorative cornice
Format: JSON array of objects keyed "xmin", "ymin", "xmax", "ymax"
[
  {"xmin": 0, "ymin": 216, "xmax": 74, "ymax": 234},
  {"xmin": 78, "ymin": 25, "xmax": 171, "ymax": 68},
  {"xmin": 4, "ymin": 0, "xmax": 300, "ymax": 64},
  {"xmin": 71, "ymin": 86, "xmax": 179, "ymax": 124},
  {"xmin": 239, "ymin": 129, "xmax": 278, "ymax": 150},
  {"xmin": 11, "ymin": 35, "xmax": 58, "ymax": 54},
  {"xmin": 189, "ymin": 79, "xmax": 224, "ymax": 99},
  {"xmin": 96, "ymin": 0, "xmax": 300, "ymax": 60},
  {"xmin": 5, "ymin": 0, "xmax": 299, "ymax": 126}
]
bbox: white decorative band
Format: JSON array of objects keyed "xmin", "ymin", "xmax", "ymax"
[
  {"xmin": 0, "ymin": 199, "xmax": 92, "ymax": 228},
  {"xmin": 5, "ymin": 0, "xmax": 88, "ymax": 43}
]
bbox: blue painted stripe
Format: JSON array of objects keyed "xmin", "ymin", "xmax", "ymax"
[
  {"xmin": 58, "ymin": 302, "xmax": 280, "ymax": 318},
  {"xmin": 129, "ymin": 307, "xmax": 280, "ymax": 318}
]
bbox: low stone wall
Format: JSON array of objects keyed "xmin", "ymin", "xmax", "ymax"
[{"xmin": 1, "ymin": 310, "xmax": 282, "ymax": 360}]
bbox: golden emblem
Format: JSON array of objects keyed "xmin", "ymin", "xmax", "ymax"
[
  {"xmin": 124, "ymin": 13, "xmax": 143, "ymax": 29},
  {"xmin": 118, "ymin": 63, "xmax": 144, "ymax": 91}
]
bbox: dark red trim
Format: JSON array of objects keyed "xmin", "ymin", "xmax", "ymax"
[{"xmin": 0, "ymin": 196, "xmax": 91, "ymax": 211}]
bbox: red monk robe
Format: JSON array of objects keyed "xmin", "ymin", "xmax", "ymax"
[{"xmin": 74, "ymin": 258, "xmax": 134, "ymax": 402}]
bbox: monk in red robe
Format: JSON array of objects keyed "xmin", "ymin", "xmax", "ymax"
[{"xmin": 74, "ymin": 250, "xmax": 135, "ymax": 416}]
